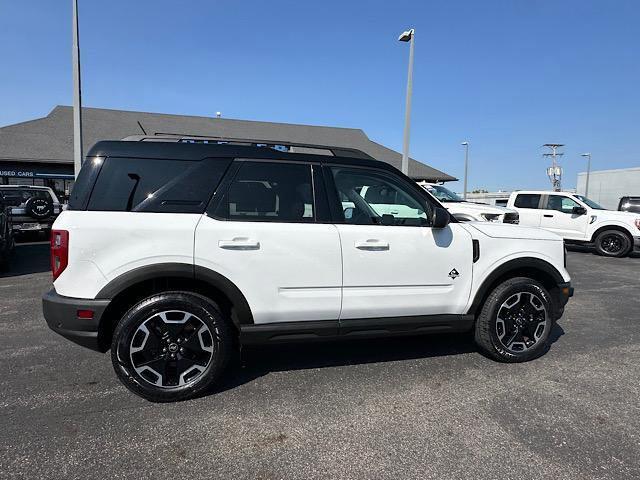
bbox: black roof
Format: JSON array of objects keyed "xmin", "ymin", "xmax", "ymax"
[
  {"xmin": 87, "ymin": 140, "xmax": 402, "ymax": 174},
  {"xmin": 0, "ymin": 106, "xmax": 456, "ymax": 182}
]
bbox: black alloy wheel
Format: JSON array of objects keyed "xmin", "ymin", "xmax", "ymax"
[
  {"xmin": 112, "ymin": 291, "xmax": 233, "ymax": 402},
  {"xmin": 474, "ymin": 277, "xmax": 554, "ymax": 362},
  {"xmin": 595, "ymin": 230, "xmax": 631, "ymax": 258}
]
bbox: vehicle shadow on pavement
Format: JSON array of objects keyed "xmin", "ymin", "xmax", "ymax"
[
  {"xmin": 566, "ymin": 244, "xmax": 640, "ymax": 259},
  {"xmin": 0, "ymin": 243, "xmax": 50, "ymax": 278},
  {"xmin": 211, "ymin": 323, "xmax": 565, "ymax": 396}
]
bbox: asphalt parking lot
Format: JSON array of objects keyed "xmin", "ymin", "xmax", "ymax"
[{"xmin": 1, "ymin": 244, "xmax": 639, "ymax": 480}]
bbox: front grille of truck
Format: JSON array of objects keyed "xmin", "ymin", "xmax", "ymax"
[{"xmin": 503, "ymin": 212, "xmax": 519, "ymax": 224}]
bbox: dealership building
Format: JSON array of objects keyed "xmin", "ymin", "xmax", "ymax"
[
  {"xmin": 576, "ymin": 167, "xmax": 640, "ymax": 210},
  {"xmin": 0, "ymin": 106, "xmax": 455, "ymax": 201}
]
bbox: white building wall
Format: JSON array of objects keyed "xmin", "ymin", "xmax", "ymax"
[{"xmin": 576, "ymin": 167, "xmax": 640, "ymax": 210}]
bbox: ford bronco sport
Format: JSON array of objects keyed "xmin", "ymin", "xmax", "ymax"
[{"xmin": 43, "ymin": 139, "xmax": 573, "ymax": 402}]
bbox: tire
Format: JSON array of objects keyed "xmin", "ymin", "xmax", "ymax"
[
  {"xmin": 594, "ymin": 230, "xmax": 631, "ymax": 258},
  {"xmin": 474, "ymin": 277, "xmax": 553, "ymax": 362},
  {"xmin": 111, "ymin": 291, "xmax": 233, "ymax": 402},
  {"xmin": 0, "ymin": 251, "xmax": 8, "ymax": 271},
  {"xmin": 24, "ymin": 196, "xmax": 53, "ymax": 220}
]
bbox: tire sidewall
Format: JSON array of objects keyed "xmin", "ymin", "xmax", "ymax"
[
  {"xmin": 111, "ymin": 292, "xmax": 231, "ymax": 402},
  {"xmin": 596, "ymin": 230, "xmax": 631, "ymax": 258},
  {"xmin": 482, "ymin": 279, "xmax": 553, "ymax": 362}
]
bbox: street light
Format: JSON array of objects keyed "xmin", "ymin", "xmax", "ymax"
[
  {"xmin": 398, "ymin": 28, "xmax": 415, "ymax": 176},
  {"xmin": 581, "ymin": 153, "xmax": 592, "ymax": 197},
  {"xmin": 461, "ymin": 141, "xmax": 469, "ymax": 200}
]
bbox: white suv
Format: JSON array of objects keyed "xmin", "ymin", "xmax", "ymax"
[
  {"xmin": 418, "ymin": 182, "xmax": 519, "ymax": 224},
  {"xmin": 507, "ymin": 191, "xmax": 640, "ymax": 257},
  {"xmin": 43, "ymin": 141, "xmax": 573, "ymax": 402}
]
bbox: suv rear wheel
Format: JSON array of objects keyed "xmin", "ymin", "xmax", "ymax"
[
  {"xmin": 474, "ymin": 277, "xmax": 553, "ymax": 362},
  {"xmin": 111, "ymin": 291, "xmax": 233, "ymax": 402},
  {"xmin": 594, "ymin": 230, "xmax": 631, "ymax": 257}
]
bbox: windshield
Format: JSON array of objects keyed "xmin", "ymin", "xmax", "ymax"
[
  {"xmin": 573, "ymin": 194, "xmax": 605, "ymax": 210},
  {"xmin": 424, "ymin": 184, "xmax": 464, "ymax": 202}
]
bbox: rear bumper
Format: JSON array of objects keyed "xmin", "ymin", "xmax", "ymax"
[
  {"xmin": 633, "ymin": 237, "xmax": 640, "ymax": 254},
  {"xmin": 11, "ymin": 214, "xmax": 56, "ymax": 232},
  {"xmin": 42, "ymin": 288, "xmax": 110, "ymax": 352}
]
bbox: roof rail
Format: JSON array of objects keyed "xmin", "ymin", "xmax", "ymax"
[{"xmin": 121, "ymin": 133, "xmax": 374, "ymax": 160}]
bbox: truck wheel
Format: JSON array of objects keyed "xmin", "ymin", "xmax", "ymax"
[
  {"xmin": 111, "ymin": 291, "xmax": 233, "ymax": 402},
  {"xmin": 474, "ymin": 277, "xmax": 553, "ymax": 362},
  {"xmin": 594, "ymin": 230, "xmax": 631, "ymax": 257}
]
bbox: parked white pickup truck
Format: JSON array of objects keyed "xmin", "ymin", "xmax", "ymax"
[
  {"xmin": 418, "ymin": 182, "xmax": 519, "ymax": 224},
  {"xmin": 507, "ymin": 190, "xmax": 640, "ymax": 257}
]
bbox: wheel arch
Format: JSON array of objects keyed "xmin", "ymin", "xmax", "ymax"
[
  {"xmin": 96, "ymin": 263, "xmax": 253, "ymax": 351},
  {"xmin": 590, "ymin": 224, "xmax": 634, "ymax": 244},
  {"xmin": 467, "ymin": 257, "xmax": 565, "ymax": 317}
]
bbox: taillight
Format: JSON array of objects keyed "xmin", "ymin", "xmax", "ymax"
[{"xmin": 50, "ymin": 230, "xmax": 69, "ymax": 281}]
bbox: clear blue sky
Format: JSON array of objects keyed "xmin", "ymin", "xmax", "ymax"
[{"xmin": 1, "ymin": 0, "xmax": 638, "ymax": 192}]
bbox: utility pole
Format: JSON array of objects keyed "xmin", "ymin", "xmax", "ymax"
[
  {"xmin": 72, "ymin": 0, "xmax": 84, "ymax": 178},
  {"xmin": 581, "ymin": 153, "xmax": 592, "ymax": 197},
  {"xmin": 461, "ymin": 141, "xmax": 469, "ymax": 200},
  {"xmin": 543, "ymin": 143, "xmax": 564, "ymax": 191},
  {"xmin": 398, "ymin": 28, "xmax": 415, "ymax": 176}
]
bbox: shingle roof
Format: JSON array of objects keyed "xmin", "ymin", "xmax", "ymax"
[{"xmin": 0, "ymin": 106, "xmax": 456, "ymax": 181}]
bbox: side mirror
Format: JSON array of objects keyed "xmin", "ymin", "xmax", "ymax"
[
  {"xmin": 380, "ymin": 214, "xmax": 395, "ymax": 226},
  {"xmin": 572, "ymin": 206, "xmax": 587, "ymax": 215},
  {"xmin": 432, "ymin": 206, "xmax": 450, "ymax": 229}
]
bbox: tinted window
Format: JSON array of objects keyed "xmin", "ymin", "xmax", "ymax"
[
  {"xmin": 0, "ymin": 188, "xmax": 51, "ymax": 207},
  {"xmin": 546, "ymin": 195, "xmax": 580, "ymax": 213},
  {"xmin": 86, "ymin": 157, "xmax": 229, "ymax": 213},
  {"xmin": 514, "ymin": 194, "xmax": 541, "ymax": 209},
  {"xmin": 619, "ymin": 197, "xmax": 640, "ymax": 213},
  {"xmin": 218, "ymin": 161, "xmax": 314, "ymax": 222},
  {"xmin": 331, "ymin": 167, "xmax": 429, "ymax": 226}
]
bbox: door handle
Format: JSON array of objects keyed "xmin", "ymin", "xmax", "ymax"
[
  {"xmin": 355, "ymin": 239, "xmax": 389, "ymax": 250},
  {"xmin": 218, "ymin": 238, "xmax": 260, "ymax": 250},
  {"xmin": 543, "ymin": 214, "xmax": 554, "ymax": 218}
]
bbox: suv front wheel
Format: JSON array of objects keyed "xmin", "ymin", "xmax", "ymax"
[
  {"xmin": 474, "ymin": 277, "xmax": 554, "ymax": 362},
  {"xmin": 111, "ymin": 291, "xmax": 233, "ymax": 402}
]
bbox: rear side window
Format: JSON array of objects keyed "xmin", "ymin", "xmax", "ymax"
[
  {"xmin": 216, "ymin": 161, "xmax": 314, "ymax": 222},
  {"xmin": 87, "ymin": 157, "xmax": 230, "ymax": 213},
  {"xmin": 514, "ymin": 194, "xmax": 541, "ymax": 209}
]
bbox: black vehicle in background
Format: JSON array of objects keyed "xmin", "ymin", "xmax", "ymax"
[
  {"xmin": 0, "ymin": 186, "xmax": 62, "ymax": 238},
  {"xmin": 618, "ymin": 196, "xmax": 640, "ymax": 214},
  {"xmin": 0, "ymin": 191, "xmax": 14, "ymax": 270}
]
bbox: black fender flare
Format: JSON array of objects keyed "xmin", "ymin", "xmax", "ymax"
[
  {"xmin": 96, "ymin": 263, "xmax": 254, "ymax": 325},
  {"xmin": 467, "ymin": 257, "xmax": 565, "ymax": 315}
]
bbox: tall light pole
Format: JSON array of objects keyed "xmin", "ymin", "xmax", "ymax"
[
  {"xmin": 72, "ymin": 0, "xmax": 84, "ymax": 178},
  {"xmin": 398, "ymin": 28, "xmax": 415, "ymax": 176},
  {"xmin": 461, "ymin": 141, "xmax": 469, "ymax": 200},
  {"xmin": 581, "ymin": 153, "xmax": 592, "ymax": 197}
]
